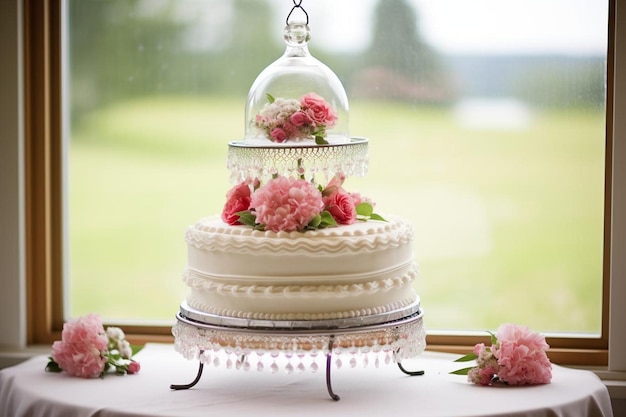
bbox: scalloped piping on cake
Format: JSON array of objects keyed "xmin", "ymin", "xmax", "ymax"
[
  {"xmin": 185, "ymin": 215, "xmax": 414, "ymax": 254},
  {"xmin": 183, "ymin": 264, "xmax": 418, "ymax": 298},
  {"xmin": 185, "ymin": 294, "xmax": 418, "ymax": 321}
]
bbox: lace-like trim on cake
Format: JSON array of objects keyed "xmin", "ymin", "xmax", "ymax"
[
  {"xmin": 185, "ymin": 216, "xmax": 414, "ymax": 254},
  {"xmin": 226, "ymin": 139, "xmax": 369, "ymax": 183},
  {"xmin": 183, "ymin": 263, "xmax": 417, "ymax": 297},
  {"xmin": 185, "ymin": 294, "xmax": 418, "ymax": 321},
  {"xmin": 172, "ymin": 314, "xmax": 426, "ymax": 373}
]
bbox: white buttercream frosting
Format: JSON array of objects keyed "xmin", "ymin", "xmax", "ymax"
[{"xmin": 182, "ymin": 215, "xmax": 419, "ymax": 321}]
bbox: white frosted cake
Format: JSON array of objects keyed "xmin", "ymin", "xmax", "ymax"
[
  {"xmin": 183, "ymin": 215, "xmax": 418, "ymax": 321},
  {"xmin": 174, "ymin": 21, "xmax": 423, "ymax": 332}
]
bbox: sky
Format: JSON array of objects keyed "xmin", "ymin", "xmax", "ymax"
[{"xmin": 294, "ymin": 0, "xmax": 609, "ymax": 55}]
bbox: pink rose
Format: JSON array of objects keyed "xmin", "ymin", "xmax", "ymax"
[
  {"xmin": 250, "ymin": 176, "xmax": 324, "ymax": 232},
  {"xmin": 290, "ymin": 111, "xmax": 312, "ymax": 127},
  {"xmin": 51, "ymin": 314, "xmax": 108, "ymax": 378},
  {"xmin": 324, "ymin": 191, "xmax": 357, "ymax": 225},
  {"xmin": 270, "ymin": 127, "xmax": 288, "ymax": 143},
  {"xmin": 221, "ymin": 182, "xmax": 252, "ymax": 225},
  {"xmin": 300, "ymin": 92, "xmax": 337, "ymax": 128},
  {"xmin": 127, "ymin": 360, "xmax": 141, "ymax": 374}
]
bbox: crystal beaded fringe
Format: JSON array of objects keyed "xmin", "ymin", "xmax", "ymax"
[
  {"xmin": 226, "ymin": 139, "xmax": 369, "ymax": 183},
  {"xmin": 172, "ymin": 318, "xmax": 426, "ymax": 373}
]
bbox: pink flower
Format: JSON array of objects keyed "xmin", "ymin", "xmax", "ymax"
[
  {"xmin": 321, "ymin": 174, "xmax": 346, "ymax": 197},
  {"xmin": 290, "ymin": 111, "xmax": 312, "ymax": 127},
  {"xmin": 270, "ymin": 127, "xmax": 288, "ymax": 143},
  {"xmin": 300, "ymin": 92, "xmax": 337, "ymax": 128},
  {"xmin": 492, "ymin": 323, "xmax": 552, "ymax": 385},
  {"xmin": 51, "ymin": 314, "xmax": 108, "ymax": 378},
  {"xmin": 468, "ymin": 360, "xmax": 498, "ymax": 385},
  {"xmin": 127, "ymin": 360, "xmax": 141, "ymax": 374},
  {"xmin": 250, "ymin": 176, "xmax": 324, "ymax": 232},
  {"xmin": 350, "ymin": 192, "xmax": 375, "ymax": 208},
  {"xmin": 222, "ymin": 182, "xmax": 252, "ymax": 225},
  {"xmin": 324, "ymin": 191, "xmax": 357, "ymax": 225}
]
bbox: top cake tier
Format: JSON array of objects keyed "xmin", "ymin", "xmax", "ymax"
[{"xmin": 244, "ymin": 22, "xmax": 350, "ymax": 146}]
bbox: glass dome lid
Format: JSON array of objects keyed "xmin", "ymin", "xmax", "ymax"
[{"xmin": 244, "ymin": 21, "xmax": 350, "ymax": 146}]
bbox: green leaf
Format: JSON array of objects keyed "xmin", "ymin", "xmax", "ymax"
[
  {"xmin": 266, "ymin": 93, "xmax": 275, "ymax": 104},
  {"xmin": 320, "ymin": 211, "xmax": 338, "ymax": 227},
  {"xmin": 369, "ymin": 213, "xmax": 387, "ymax": 222},
  {"xmin": 449, "ymin": 366, "xmax": 475, "ymax": 376},
  {"xmin": 236, "ymin": 211, "xmax": 257, "ymax": 227},
  {"xmin": 356, "ymin": 202, "xmax": 373, "ymax": 217},
  {"xmin": 308, "ymin": 214, "xmax": 322, "ymax": 228},
  {"xmin": 45, "ymin": 358, "xmax": 62, "ymax": 373},
  {"xmin": 315, "ymin": 135, "xmax": 329, "ymax": 145},
  {"xmin": 131, "ymin": 344, "xmax": 143, "ymax": 357},
  {"xmin": 453, "ymin": 352, "xmax": 478, "ymax": 362},
  {"xmin": 488, "ymin": 331, "xmax": 497, "ymax": 345}
]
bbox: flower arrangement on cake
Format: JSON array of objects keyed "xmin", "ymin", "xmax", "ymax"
[
  {"xmin": 45, "ymin": 314, "xmax": 142, "ymax": 378},
  {"xmin": 222, "ymin": 173, "xmax": 385, "ymax": 233},
  {"xmin": 451, "ymin": 323, "xmax": 552, "ymax": 386},
  {"xmin": 254, "ymin": 92, "xmax": 337, "ymax": 144}
]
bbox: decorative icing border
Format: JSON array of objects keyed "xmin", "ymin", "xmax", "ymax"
[
  {"xmin": 185, "ymin": 216, "xmax": 414, "ymax": 254},
  {"xmin": 185, "ymin": 294, "xmax": 418, "ymax": 321},
  {"xmin": 183, "ymin": 264, "xmax": 418, "ymax": 297}
]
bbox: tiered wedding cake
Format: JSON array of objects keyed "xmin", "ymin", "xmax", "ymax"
[{"xmin": 172, "ymin": 20, "xmax": 425, "ymax": 387}]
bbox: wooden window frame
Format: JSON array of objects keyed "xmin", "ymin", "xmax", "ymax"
[{"xmin": 24, "ymin": 0, "xmax": 614, "ymax": 365}]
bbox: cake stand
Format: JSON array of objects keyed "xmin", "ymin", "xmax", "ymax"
[{"xmin": 170, "ymin": 301, "xmax": 426, "ymax": 401}]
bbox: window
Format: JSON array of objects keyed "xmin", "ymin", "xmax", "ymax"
[{"xmin": 20, "ymin": 0, "xmax": 621, "ymax": 367}]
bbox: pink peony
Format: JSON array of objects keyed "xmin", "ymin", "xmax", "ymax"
[
  {"xmin": 491, "ymin": 323, "xmax": 552, "ymax": 385},
  {"xmin": 300, "ymin": 92, "xmax": 338, "ymax": 128},
  {"xmin": 324, "ymin": 191, "xmax": 357, "ymax": 225},
  {"xmin": 221, "ymin": 182, "xmax": 252, "ymax": 225},
  {"xmin": 250, "ymin": 176, "xmax": 324, "ymax": 232},
  {"xmin": 51, "ymin": 314, "xmax": 108, "ymax": 378}
]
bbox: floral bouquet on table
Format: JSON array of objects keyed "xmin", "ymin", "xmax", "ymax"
[
  {"xmin": 46, "ymin": 314, "xmax": 142, "ymax": 378},
  {"xmin": 254, "ymin": 92, "xmax": 337, "ymax": 144},
  {"xmin": 221, "ymin": 173, "xmax": 385, "ymax": 233},
  {"xmin": 451, "ymin": 323, "xmax": 552, "ymax": 386}
]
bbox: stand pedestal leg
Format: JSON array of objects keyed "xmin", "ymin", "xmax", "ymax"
[
  {"xmin": 325, "ymin": 335, "xmax": 340, "ymax": 401},
  {"xmin": 170, "ymin": 356, "xmax": 205, "ymax": 390},
  {"xmin": 397, "ymin": 362, "xmax": 425, "ymax": 376}
]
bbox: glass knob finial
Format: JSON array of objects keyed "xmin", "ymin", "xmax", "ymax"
[{"xmin": 283, "ymin": 22, "xmax": 310, "ymax": 48}]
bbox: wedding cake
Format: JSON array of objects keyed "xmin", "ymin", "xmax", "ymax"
[{"xmin": 173, "ymin": 21, "xmax": 424, "ymax": 370}]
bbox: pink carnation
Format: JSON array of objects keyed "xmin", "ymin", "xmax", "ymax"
[
  {"xmin": 300, "ymin": 92, "xmax": 337, "ymax": 128},
  {"xmin": 51, "ymin": 314, "xmax": 108, "ymax": 378},
  {"xmin": 492, "ymin": 323, "xmax": 552, "ymax": 385},
  {"xmin": 250, "ymin": 176, "xmax": 324, "ymax": 232},
  {"xmin": 222, "ymin": 182, "xmax": 252, "ymax": 225}
]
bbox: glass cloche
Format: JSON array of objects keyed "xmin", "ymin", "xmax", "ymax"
[{"xmin": 244, "ymin": 22, "xmax": 350, "ymax": 146}]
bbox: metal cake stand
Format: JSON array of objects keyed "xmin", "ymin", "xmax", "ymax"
[{"xmin": 170, "ymin": 301, "xmax": 426, "ymax": 401}]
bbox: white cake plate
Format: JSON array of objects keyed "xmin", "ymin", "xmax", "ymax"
[{"xmin": 171, "ymin": 303, "xmax": 426, "ymax": 401}]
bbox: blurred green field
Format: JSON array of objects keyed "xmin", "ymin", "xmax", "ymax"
[{"xmin": 69, "ymin": 96, "xmax": 606, "ymax": 333}]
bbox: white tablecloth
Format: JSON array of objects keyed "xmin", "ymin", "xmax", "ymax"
[{"xmin": 0, "ymin": 343, "xmax": 614, "ymax": 417}]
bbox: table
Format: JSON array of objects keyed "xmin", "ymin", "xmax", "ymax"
[{"xmin": 0, "ymin": 343, "xmax": 614, "ymax": 417}]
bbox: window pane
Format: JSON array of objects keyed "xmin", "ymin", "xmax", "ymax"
[{"xmin": 66, "ymin": 0, "xmax": 608, "ymax": 334}]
